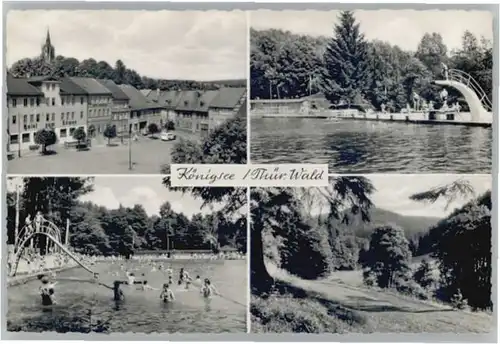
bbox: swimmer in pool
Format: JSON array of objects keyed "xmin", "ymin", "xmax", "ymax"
[
  {"xmin": 160, "ymin": 283, "xmax": 175, "ymax": 303},
  {"xmin": 139, "ymin": 280, "xmax": 158, "ymax": 291},
  {"xmin": 38, "ymin": 275, "xmax": 57, "ymax": 305},
  {"xmin": 178, "ymin": 268, "xmax": 190, "ymax": 285},
  {"xmin": 200, "ymin": 278, "xmax": 218, "ymax": 298},
  {"xmin": 126, "ymin": 272, "xmax": 136, "ymax": 285}
]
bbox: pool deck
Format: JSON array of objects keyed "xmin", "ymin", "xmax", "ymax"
[
  {"xmin": 7, "ymin": 264, "xmax": 79, "ymax": 287},
  {"xmin": 254, "ymin": 111, "xmax": 492, "ymax": 128}
]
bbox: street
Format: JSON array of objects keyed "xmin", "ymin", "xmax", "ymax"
[{"xmin": 7, "ymin": 132, "xmax": 200, "ymax": 174}]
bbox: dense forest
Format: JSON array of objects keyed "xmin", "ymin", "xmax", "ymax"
[
  {"xmin": 6, "ymin": 177, "xmax": 247, "ymax": 256},
  {"xmin": 251, "ymin": 180, "xmax": 492, "ymax": 312},
  {"xmin": 250, "ymin": 11, "xmax": 492, "ymax": 112},
  {"xmin": 9, "ymin": 56, "xmax": 246, "ymax": 90}
]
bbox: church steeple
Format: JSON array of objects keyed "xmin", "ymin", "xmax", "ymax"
[{"xmin": 41, "ymin": 28, "xmax": 55, "ymax": 64}]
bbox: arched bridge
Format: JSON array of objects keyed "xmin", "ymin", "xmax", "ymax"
[
  {"xmin": 10, "ymin": 218, "xmax": 95, "ymax": 277},
  {"xmin": 434, "ymin": 69, "xmax": 492, "ymax": 122}
]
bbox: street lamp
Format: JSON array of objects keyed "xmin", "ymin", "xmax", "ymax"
[{"xmin": 128, "ymin": 125, "xmax": 132, "ymax": 170}]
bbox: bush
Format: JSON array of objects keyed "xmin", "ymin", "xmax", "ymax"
[
  {"xmin": 394, "ymin": 279, "xmax": 429, "ymax": 300},
  {"xmin": 450, "ymin": 289, "xmax": 469, "ymax": 310},
  {"xmin": 165, "ymin": 120, "xmax": 175, "ymax": 130},
  {"xmin": 362, "ymin": 269, "xmax": 377, "ymax": 286},
  {"xmin": 148, "ymin": 123, "xmax": 159, "ymax": 135},
  {"xmin": 251, "ymin": 293, "xmax": 365, "ymax": 333}
]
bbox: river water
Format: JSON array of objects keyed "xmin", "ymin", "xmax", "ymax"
[
  {"xmin": 251, "ymin": 118, "xmax": 492, "ymax": 173},
  {"xmin": 7, "ymin": 260, "xmax": 247, "ymax": 333}
]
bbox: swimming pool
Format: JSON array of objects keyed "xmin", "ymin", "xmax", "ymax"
[{"xmin": 7, "ymin": 259, "xmax": 247, "ymax": 333}]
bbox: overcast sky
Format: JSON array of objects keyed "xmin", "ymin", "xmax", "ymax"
[
  {"xmin": 6, "ymin": 10, "xmax": 247, "ymax": 81},
  {"xmin": 310, "ymin": 174, "xmax": 492, "ymax": 219},
  {"xmin": 251, "ymin": 10, "xmax": 493, "ymax": 52}
]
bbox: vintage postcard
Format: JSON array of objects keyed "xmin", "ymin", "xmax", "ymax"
[
  {"xmin": 5, "ymin": 176, "xmax": 247, "ymax": 333},
  {"xmin": 5, "ymin": 10, "xmax": 248, "ymax": 175},
  {"xmin": 250, "ymin": 175, "xmax": 494, "ymax": 334},
  {"xmin": 249, "ymin": 9, "xmax": 494, "ymax": 173}
]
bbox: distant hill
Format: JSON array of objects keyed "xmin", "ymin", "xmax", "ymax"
[
  {"xmin": 322, "ymin": 207, "xmax": 440, "ymax": 241},
  {"xmin": 201, "ymin": 79, "xmax": 246, "ymax": 87}
]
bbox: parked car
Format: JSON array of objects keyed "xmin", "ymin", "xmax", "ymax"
[{"xmin": 160, "ymin": 132, "xmax": 176, "ymax": 141}]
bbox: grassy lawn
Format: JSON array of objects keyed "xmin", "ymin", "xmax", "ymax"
[
  {"xmin": 251, "ymin": 263, "xmax": 494, "ymax": 334},
  {"xmin": 7, "ymin": 131, "xmax": 199, "ymax": 174}
]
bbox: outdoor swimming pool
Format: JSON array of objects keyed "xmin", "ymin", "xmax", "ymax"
[
  {"xmin": 251, "ymin": 117, "xmax": 492, "ymax": 173},
  {"xmin": 7, "ymin": 259, "xmax": 247, "ymax": 333}
]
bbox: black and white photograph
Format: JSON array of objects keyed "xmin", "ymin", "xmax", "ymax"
[
  {"xmin": 6, "ymin": 10, "xmax": 248, "ymax": 174},
  {"xmin": 6, "ymin": 176, "xmax": 247, "ymax": 333},
  {"xmin": 250, "ymin": 175, "xmax": 493, "ymax": 333},
  {"xmin": 250, "ymin": 10, "xmax": 493, "ymax": 173}
]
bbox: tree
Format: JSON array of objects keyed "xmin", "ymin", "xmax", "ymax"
[
  {"xmin": 165, "ymin": 120, "xmax": 175, "ymax": 131},
  {"xmin": 413, "ymin": 259, "xmax": 435, "ymax": 289},
  {"xmin": 251, "ymin": 177, "xmax": 374, "ymax": 294},
  {"xmin": 362, "ymin": 225, "xmax": 412, "ymax": 288},
  {"xmin": 415, "ymin": 33, "xmax": 448, "ymax": 77},
  {"xmin": 72, "ymin": 127, "xmax": 87, "ymax": 148},
  {"xmin": 148, "ymin": 123, "xmax": 159, "ymax": 136},
  {"xmin": 320, "ymin": 11, "xmax": 371, "ymax": 107},
  {"xmin": 103, "ymin": 124, "xmax": 117, "ymax": 145},
  {"xmin": 34, "ymin": 129, "xmax": 57, "ymax": 154},
  {"xmin": 161, "ymin": 115, "xmax": 247, "ymax": 173},
  {"xmin": 69, "ymin": 206, "xmax": 110, "ymax": 255}
]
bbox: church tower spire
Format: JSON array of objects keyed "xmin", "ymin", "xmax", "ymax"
[{"xmin": 41, "ymin": 28, "xmax": 55, "ymax": 64}]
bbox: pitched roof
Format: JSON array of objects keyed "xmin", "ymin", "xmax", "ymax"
[
  {"xmin": 97, "ymin": 79, "xmax": 130, "ymax": 101},
  {"xmin": 147, "ymin": 90, "xmax": 183, "ymax": 109},
  {"xmin": 118, "ymin": 84, "xmax": 163, "ymax": 110},
  {"xmin": 27, "ymin": 76, "xmax": 60, "ymax": 82},
  {"xmin": 175, "ymin": 90, "xmax": 219, "ymax": 112},
  {"xmin": 6, "ymin": 74, "xmax": 44, "ymax": 96},
  {"xmin": 59, "ymin": 77, "xmax": 87, "ymax": 95},
  {"xmin": 68, "ymin": 77, "xmax": 112, "ymax": 95},
  {"xmin": 209, "ymin": 87, "xmax": 246, "ymax": 109}
]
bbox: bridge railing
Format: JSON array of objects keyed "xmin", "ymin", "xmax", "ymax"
[{"xmin": 448, "ymin": 69, "xmax": 492, "ymax": 112}]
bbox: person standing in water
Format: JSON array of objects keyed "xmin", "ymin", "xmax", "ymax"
[
  {"xmin": 100, "ymin": 280, "xmax": 125, "ymax": 301},
  {"xmin": 160, "ymin": 283, "xmax": 175, "ymax": 303},
  {"xmin": 200, "ymin": 278, "xmax": 219, "ymax": 298},
  {"xmin": 38, "ymin": 274, "xmax": 57, "ymax": 305}
]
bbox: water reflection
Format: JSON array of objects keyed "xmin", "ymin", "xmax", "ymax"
[{"xmin": 251, "ymin": 118, "xmax": 492, "ymax": 173}]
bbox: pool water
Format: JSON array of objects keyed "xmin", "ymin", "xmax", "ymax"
[
  {"xmin": 251, "ymin": 118, "xmax": 492, "ymax": 173},
  {"xmin": 7, "ymin": 260, "xmax": 247, "ymax": 333}
]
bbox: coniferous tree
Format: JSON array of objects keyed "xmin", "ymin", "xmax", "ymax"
[{"xmin": 320, "ymin": 11, "xmax": 371, "ymax": 107}]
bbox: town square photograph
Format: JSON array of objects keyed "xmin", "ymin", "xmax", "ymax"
[
  {"xmin": 6, "ymin": 10, "xmax": 247, "ymax": 174},
  {"xmin": 250, "ymin": 175, "xmax": 493, "ymax": 333},
  {"xmin": 250, "ymin": 10, "xmax": 493, "ymax": 173},
  {"xmin": 6, "ymin": 176, "xmax": 247, "ymax": 333}
]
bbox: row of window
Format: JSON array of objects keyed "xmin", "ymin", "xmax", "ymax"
[
  {"xmin": 11, "ymin": 96, "xmax": 86, "ymax": 108},
  {"xmin": 11, "ymin": 112, "xmax": 85, "ymax": 125},
  {"xmin": 90, "ymin": 96, "xmax": 112, "ymax": 105},
  {"xmin": 9, "ymin": 126, "xmax": 78, "ymax": 144},
  {"xmin": 89, "ymin": 108, "xmax": 111, "ymax": 117}
]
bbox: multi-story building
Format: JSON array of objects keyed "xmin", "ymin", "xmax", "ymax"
[
  {"xmin": 208, "ymin": 87, "xmax": 247, "ymax": 131},
  {"xmin": 146, "ymin": 89, "xmax": 183, "ymax": 125},
  {"xmin": 118, "ymin": 84, "xmax": 164, "ymax": 133},
  {"xmin": 57, "ymin": 77, "xmax": 89, "ymax": 140},
  {"xmin": 6, "ymin": 75, "xmax": 90, "ymax": 153},
  {"xmin": 6, "ymin": 74, "xmax": 45, "ymax": 153},
  {"xmin": 175, "ymin": 90, "xmax": 219, "ymax": 137},
  {"xmin": 97, "ymin": 79, "xmax": 130, "ymax": 135},
  {"xmin": 69, "ymin": 77, "xmax": 112, "ymax": 139}
]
